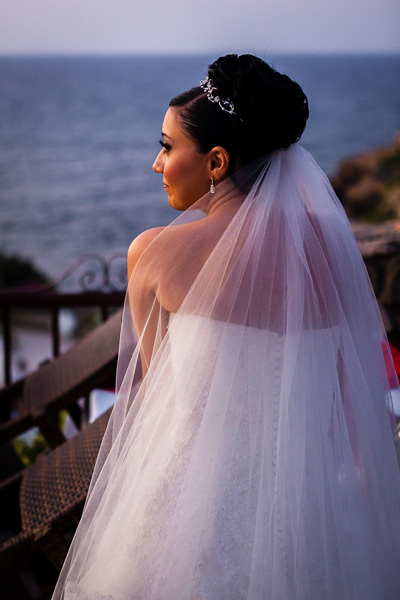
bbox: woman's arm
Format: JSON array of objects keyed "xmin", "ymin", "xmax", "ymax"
[{"xmin": 127, "ymin": 227, "xmax": 166, "ymax": 376}]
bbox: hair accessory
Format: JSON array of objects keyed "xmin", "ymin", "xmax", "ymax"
[
  {"xmin": 200, "ymin": 76, "xmax": 243, "ymax": 120},
  {"xmin": 210, "ymin": 176, "xmax": 216, "ymax": 194}
]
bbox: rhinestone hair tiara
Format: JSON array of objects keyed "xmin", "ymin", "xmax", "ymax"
[{"xmin": 199, "ymin": 76, "xmax": 243, "ymax": 120}]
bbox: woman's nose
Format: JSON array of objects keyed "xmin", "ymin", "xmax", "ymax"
[{"xmin": 152, "ymin": 150, "xmax": 164, "ymax": 173}]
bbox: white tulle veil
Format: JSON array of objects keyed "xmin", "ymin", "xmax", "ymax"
[{"xmin": 53, "ymin": 145, "xmax": 400, "ymax": 600}]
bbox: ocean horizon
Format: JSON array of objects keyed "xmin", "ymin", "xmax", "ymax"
[{"xmin": 1, "ymin": 53, "xmax": 399, "ymax": 282}]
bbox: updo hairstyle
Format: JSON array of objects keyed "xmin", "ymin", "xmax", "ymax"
[{"xmin": 169, "ymin": 54, "xmax": 309, "ymax": 170}]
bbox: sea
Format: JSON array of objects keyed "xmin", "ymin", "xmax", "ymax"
[{"xmin": 0, "ymin": 53, "xmax": 399, "ymax": 284}]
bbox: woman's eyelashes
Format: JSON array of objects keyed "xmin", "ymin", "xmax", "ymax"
[{"xmin": 159, "ymin": 139, "xmax": 171, "ymax": 153}]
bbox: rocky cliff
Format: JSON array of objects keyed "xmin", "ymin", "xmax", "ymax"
[
  {"xmin": 332, "ymin": 135, "xmax": 400, "ymax": 221},
  {"xmin": 331, "ymin": 136, "xmax": 400, "ymax": 343}
]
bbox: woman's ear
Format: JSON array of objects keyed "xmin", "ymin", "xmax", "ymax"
[{"xmin": 208, "ymin": 146, "xmax": 230, "ymax": 181}]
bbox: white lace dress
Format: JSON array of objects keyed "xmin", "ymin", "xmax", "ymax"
[{"xmin": 62, "ymin": 313, "xmax": 397, "ymax": 599}]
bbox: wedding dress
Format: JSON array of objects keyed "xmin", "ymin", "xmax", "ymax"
[{"xmin": 53, "ymin": 146, "xmax": 400, "ymax": 599}]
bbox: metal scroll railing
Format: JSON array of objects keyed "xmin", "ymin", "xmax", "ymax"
[{"xmin": 0, "ymin": 253, "xmax": 127, "ymax": 387}]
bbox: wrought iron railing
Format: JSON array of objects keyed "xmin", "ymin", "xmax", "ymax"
[{"xmin": 0, "ymin": 253, "xmax": 127, "ymax": 387}]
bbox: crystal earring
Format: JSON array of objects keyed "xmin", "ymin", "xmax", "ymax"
[{"xmin": 210, "ymin": 176, "xmax": 216, "ymax": 194}]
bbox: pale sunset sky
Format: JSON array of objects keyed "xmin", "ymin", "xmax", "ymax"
[{"xmin": 0, "ymin": 0, "xmax": 399, "ymax": 55}]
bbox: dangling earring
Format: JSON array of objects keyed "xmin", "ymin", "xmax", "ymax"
[{"xmin": 210, "ymin": 176, "xmax": 216, "ymax": 194}]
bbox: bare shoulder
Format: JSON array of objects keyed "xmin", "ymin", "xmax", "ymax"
[
  {"xmin": 127, "ymin": 216, "xmax": 227, "ymax": 311},
  {"xmin": 127, "ymin": 216, "xmax": 222, "ymax": 289},
  {"xmin": 127, "ymin": 226, "xmax": 165, "ymax": 281}
]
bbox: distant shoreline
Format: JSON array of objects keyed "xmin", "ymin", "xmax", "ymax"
[{"xmin": 1, "ymin": 51, "xmax": 400, "ymax": 59}]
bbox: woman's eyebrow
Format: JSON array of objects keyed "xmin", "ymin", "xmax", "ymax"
[{"xmin": 161, "ymin": 132, "xmax": 173, "ymax": 141}]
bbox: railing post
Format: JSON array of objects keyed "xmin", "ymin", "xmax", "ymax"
[
  {"xmin": 51, "ymin": 306, "xmax": 60, "ymax": 357},
  {"xmin": 2, "ymin": 307, "xmax": 11, "ymax": 386},
  {"xmin": 101, "ymin": 304, "xmax": 109, "ymax": 322}
]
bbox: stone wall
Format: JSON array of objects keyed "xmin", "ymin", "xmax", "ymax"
[{"xmin": 353, "ymin": 216, "xmax": 400, "ymax": 345}]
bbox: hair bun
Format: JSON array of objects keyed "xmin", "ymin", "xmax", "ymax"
[{"xmin": 208, "ymin": 54, "xmax": 309, "ymax": 155}]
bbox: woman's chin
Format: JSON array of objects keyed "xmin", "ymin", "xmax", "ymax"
[{"xmin": 167, "ymin": 195, "xmax": 184, "ymax": 211}]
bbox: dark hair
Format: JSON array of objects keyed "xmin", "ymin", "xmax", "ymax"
[{"xmin": 169, "ymin": 54, "xmax": 309, "ymax": 170}]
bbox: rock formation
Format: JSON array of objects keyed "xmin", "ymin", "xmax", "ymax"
[
  {"xmin": 331, "ymin": 136, "xmax": 400, "ymax": 342},
  {"xmin": 332, "ymin": 135, "xmax": 400, "ymax": 221}
]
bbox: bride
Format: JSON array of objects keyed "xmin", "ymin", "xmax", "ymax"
[{"xmin": 53, "ymin": 54, "xmax": 400, "ymax": 599}]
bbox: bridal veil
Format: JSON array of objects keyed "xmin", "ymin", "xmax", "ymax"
[{"xmin": 53, "ymin": 145, "xmax": 400, "ymax": 599}]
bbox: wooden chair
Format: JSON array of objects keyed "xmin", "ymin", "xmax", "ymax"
[
  {"xmin": 0, "ymin": 309, "xmax": 122, "ymax": 449},
  {"xmin": 0, "ymin": 407, "xmax": 111, "ymax": 598}
]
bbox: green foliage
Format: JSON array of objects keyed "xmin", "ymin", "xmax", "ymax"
[
  {"xmin": 12, "ymin": 430, "xmax": 49, "ymax": 467},
  {"xmin": 0, "ymin": 252, "xmax": 50, "ymax": 289},
  {"xmin": 12, "ymin": 412, "xmax": 68, "ymax": 466},
  {"xmin": 379, "ymin": 148, "xmax": 400, "ymax": 186},
  {"xmin": 362, "ymin": 203, "xmax": 397, "ymax": 223}
]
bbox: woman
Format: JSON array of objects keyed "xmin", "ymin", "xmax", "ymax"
[{"xmin": 53, "ymin": 54, "xmax": 400, "ymax": 599}]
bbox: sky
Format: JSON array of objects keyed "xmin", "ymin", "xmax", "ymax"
[{"xmin": 0, "ymin": 0, "xmax": 399, "ymax": 55}]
